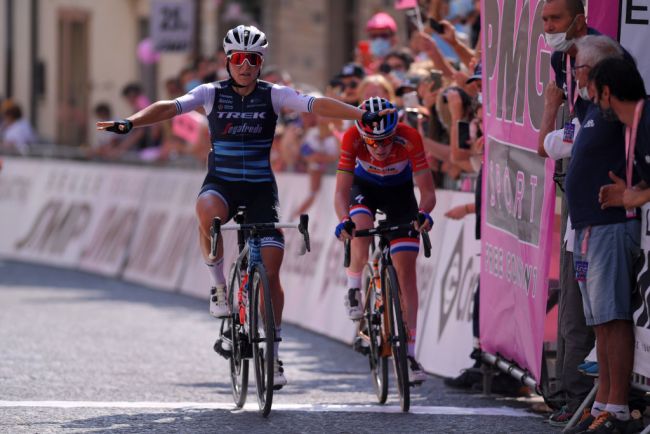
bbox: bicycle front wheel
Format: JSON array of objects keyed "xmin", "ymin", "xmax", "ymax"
[
  {"xmin": 385, "ymin": 265, "xmax": 410, "ymax": 412},
  {"xmin": 227, "ymin": 262, "xmax": 248, "ymax": 408},
  {"xmin": 363, "ymin": 263, "xmax": 388, "ymax": 404},
  {"xmin": 249, "ymin": 264, "xmax": 275, "ymax": 417}
]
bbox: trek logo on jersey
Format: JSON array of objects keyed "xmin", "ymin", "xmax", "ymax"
[
  {"xmin": 216, "ymin": 111, "xmax": 267, "ymax": 119},
  {"xmin": 222, "ymin": 122, "xmax": 264, "ymax": 135}
]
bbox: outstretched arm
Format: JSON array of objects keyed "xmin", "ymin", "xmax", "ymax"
[
  {"xmin": 97, "ymin": 100, "xmax": 178, "ymax": 132},
  {"xmin": 311, "ymin": 97, "xmax": 364, "ymax": 121}
]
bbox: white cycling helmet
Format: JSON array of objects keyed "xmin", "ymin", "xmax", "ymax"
[{"xmin": 223, "ymin": 25, "xmax": 268, "ymax": 56}]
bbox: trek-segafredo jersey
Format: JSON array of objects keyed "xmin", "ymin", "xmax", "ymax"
[{"xmin": 175, "ymin": 80, "xmax": 315, "ymax": 182}]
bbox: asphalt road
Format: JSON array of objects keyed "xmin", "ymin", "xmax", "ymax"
[{"xmin": 0, "ymin": 261, "xmax": 558, "ymax": 433}]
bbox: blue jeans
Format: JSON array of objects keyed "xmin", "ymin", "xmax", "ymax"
[{"xmin": 573, "ymin": 220, "xmax": 640, "ymax": 326}]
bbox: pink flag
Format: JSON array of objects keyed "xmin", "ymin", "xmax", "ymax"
[{"xmin": 395, "ymin": 0, "xmax": 417, "ymax": 10}]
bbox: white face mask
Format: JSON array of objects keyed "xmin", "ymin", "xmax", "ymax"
[
  {"xmin": 544, "ymin": 16, "xmax": 578, "ymax": 52},
  {"xmin": 544, "ymin": 31, "xmax": 574, "ymax": 52},
  {"xmin": 578, "ymin": 86, "xmax": 590, "ymax": 101}
]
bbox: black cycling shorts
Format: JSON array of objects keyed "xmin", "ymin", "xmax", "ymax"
[
  {"xmin": 348, "ymin": 177, "xmax": 419, "ymax": 243},
  {"xmin": 198, "ymin": 174, "xmax": 284, "ymax": 248}
]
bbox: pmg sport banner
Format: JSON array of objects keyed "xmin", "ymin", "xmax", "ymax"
[{"xmin": 480, "ymin": 0, "xmax": 557, "ymax": 382}]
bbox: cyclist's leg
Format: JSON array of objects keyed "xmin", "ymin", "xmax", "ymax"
[
  {"xmin": 260, "ymin": 242, "xmax": 284, "ymax": 327},
  {"xmin": 196, "ymin": 181, "xmax": 230, "ymax": 263},
  {"xmin": 196, "ymin": 178, "xmax": 232, "ymax": 317},
  {"xmin": 347, "ymin": 181, "xmax": 376, "ymax": 319}
]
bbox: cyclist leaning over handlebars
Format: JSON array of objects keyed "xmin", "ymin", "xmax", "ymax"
[
  {"xmin": 97, "ymin": 25, "xmax": 393, "ymax": 388},
  {"xmin": 333, "ymin": 97, "xmax": 436, "ymax": 383}
]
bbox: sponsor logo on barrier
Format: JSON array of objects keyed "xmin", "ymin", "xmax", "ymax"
[
  {"xmin": 15, "ymin": 200, "xmax": 92, "ymax": 254},
  {"xmin": 81, "ymin": 206, "xmax": 139, "ymax": 266},
  {"xmin": 438, "ymin": 227, "xmax": 478, "ymax": 340}
]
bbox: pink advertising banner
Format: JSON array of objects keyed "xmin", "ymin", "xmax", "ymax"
[
  {"xmin": 587, "ymin": 0, "xmax": 620, "ymax": 39},
  {"xmin": 480, "ymin": 0, "xmax": 557, "ymax": 381}
]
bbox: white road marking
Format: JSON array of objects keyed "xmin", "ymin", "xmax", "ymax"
[{"xmin": 0, "ymin": 401, "xmax": 536, "ymax": 417}]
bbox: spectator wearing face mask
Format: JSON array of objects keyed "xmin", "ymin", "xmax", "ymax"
[
  {"xmin": 379, "ymin": 48, "xmax": 415, "ymax": 89},
  {"xmin": 365, "ymin": 12, "xmax": 399, "ymax": 72}
]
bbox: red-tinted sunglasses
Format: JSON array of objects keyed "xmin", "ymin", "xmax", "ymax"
[
  {"xmin": 363, "ymin": 137, "xmax": 393, "ymax": 148},
  {"xmin": 228, "ymin": 52, "xmax": 262, "ymax": 66}
]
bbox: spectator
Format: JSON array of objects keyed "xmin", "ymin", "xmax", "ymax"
[
  {"xmin": 538, "ymin": 0, "xmax": 593, "ymax": 425},
  {"xmin": 558, "ymin": 34, "xmax": 640, "ymax": 434},
  {"xmin": 356, "ymin": 74, "xmax": 396, "ymax": 103},
  {"xmin": 261, "ymin": 65, "xmax": 292, "ymax": 86},
  {"xmin": 291, "ymin": 94, "xmax": 340, "ymax": 218},
  {"xmin": 380, "ymin": 48, "xmax": 415, "ymax": 88},
  {"xmin": 365, "ymin": 12, "xmax": 399, "ymax": 71},
  {"xmin": 0, "ymin": 103, "xmax": 37, "ymax": 155},
  {"xmin": 112, "ymin": 83, "xmax": 163, "ymax": 160},
  {"xmin": 595, "ymin": 58, "xmax": 650, "ymax": 210},
  {"xmin": 334, "ymin": 63, "xmax": 365, "ymax": 107},
  {"xmin": 86, "ymin": 102, "xmax": 121, "ymax": 159}
]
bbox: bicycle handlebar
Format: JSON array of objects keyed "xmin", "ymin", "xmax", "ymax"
[
  {"xmin": 215, "ymin": 214, "xmax": 311, "ymax": 255},
  {"xmin": 343, "ymin": 221, "xmax": 432, "ymax": 266}
]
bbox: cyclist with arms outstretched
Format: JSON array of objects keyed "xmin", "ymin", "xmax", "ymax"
[
  {"xmin": 98, "ymin": 25, "xmax": 391, "ymax": 388},
  {"xmin": 333, "ymin": 97, "xmax": 436, "ymax": 383}
]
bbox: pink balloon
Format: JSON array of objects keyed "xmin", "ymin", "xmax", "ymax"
[{"xmin": 137, "ymin": 38, "xmax": 160, "ymax": 64}]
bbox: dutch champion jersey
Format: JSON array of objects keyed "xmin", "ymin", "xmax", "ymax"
[
  {"xmin": 337, "ymin": 123, "xmax": 428, "ymax": 186},
  {"xmin": 175, "ymin": 80, "xmax": 315, "ymax": 182}
]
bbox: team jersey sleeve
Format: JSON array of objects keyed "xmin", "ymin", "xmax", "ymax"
[
  {"xmin": 337, "ymin": 128, "xmax": 359, "ymax": 174},
  {"xmin": 174, "ymin": 83, "xmax": 215, "ymax": 115},
  {"xmin": 398, "ymin": 124, "xmax": 429, "ymax": 174},
  {"xmin": 271, "ymin": 84, "xmax": 315, "ymax": 114}
]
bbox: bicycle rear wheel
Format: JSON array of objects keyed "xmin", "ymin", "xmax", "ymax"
[
  {"xmin": 227, "ymin": 262, "xmax": 248, "ymax": 408},
  {"xmin": 363, "ymin": 263, "xmax": 388, "ymax": 404},
  {"xmin": 249, "ymin": 264, "xmax": 275, "ymax": 417},
  {"xmin": 385, "ymin": 265, "xmax": 410, "ymax": 412}
]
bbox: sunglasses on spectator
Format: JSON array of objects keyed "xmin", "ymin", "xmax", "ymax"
[
  {"xmin": 338, "ymin": 81, "xmax": 359, "ymax": 90},
  {"xmin": 571, "ymin": 64, "xmax": 591, "ymax": 79},
  {"xmin": 363, "ymin": 137, "xmax": 393, "ymax": 148},
  {"xmin": 228, "ymin": 52, "xmax": 262, "ymax": 66}
]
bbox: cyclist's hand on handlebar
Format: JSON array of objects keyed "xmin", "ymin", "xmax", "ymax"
[
  {"xmin": 414, "ymin": 210, "xmax": 433, "ymax": 232},
  {"xmin": 97, "ymin": 119, "xmax": 133, "ymax": 134},
  {"xmin": 335, "ymin": 217, "xmax": 355, "ymax": 241}
]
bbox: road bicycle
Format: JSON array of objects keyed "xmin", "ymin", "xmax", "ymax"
[
  {"xmin": 344, "ymin": 216, "xmax": 431, "ymax": 412},
  {"xmin": 211, "ymin": 206, "xmax": 310, "ymax": 417}
]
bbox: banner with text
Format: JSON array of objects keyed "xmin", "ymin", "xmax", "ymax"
[
  {"xmin": 481, "ymin": 0, "xmax": 557, "ymax": 381},
  {"xmin": 0, "ymin": 157, "xmax": 479, "ymax": 377}
]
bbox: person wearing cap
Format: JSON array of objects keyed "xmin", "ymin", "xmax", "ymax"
[
  {"xmin": 366, "ymin": 12, "xmax": 399, "ymax": 61},
  {"xmin": 336, "ymin": 63, "xmax": 366, "ymax": 107}
]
